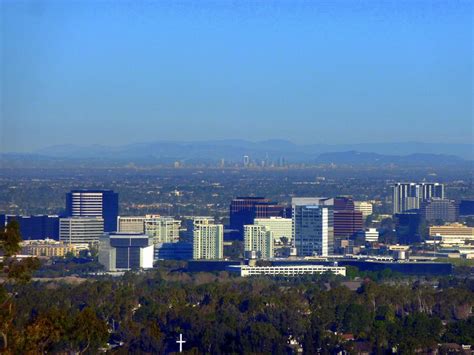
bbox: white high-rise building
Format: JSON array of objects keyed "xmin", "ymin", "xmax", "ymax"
[
  {"xmin": 354, "ymin": 201, "xmax": 373, "ymax": 218},
  {"xmin": 244, "ymin": 225, "xmax": 274, "ymax": 259},
  {"xmin": 293, "ymin": 205, "xmax": 333, "ymax": 257},
  {"xmin": 392, "ymin": 183, "xmax": 444, "ymax": 214},
  {"xmin": 193, "ymin": 221, "xmax": 224, "ymax": 260},
  {"xmin": 59, "ymin": 217, "xmax": 104, "ymax": 245},
  {"xmin": 254, "ymin": 217, "xmax": 292, "ymax": 245},
  {"xmin": 145, "ymin": 215, "xmax": 181, "ymax": 244},
  {"xmin": 118, "ymin": 215, "xmax": 181, "ymax": 243}
]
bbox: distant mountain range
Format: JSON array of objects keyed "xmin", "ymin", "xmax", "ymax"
[{"xmin": 1, "ymin": 140, "xmax": 472, "ymax": 167}]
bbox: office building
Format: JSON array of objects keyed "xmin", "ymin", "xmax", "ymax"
[
  {"xmin": 392, "ymin": 183, "xmax": 444, "ymax": 214},
  {"xmin": 429, "ymin": 223, "xmax": 474, "ymax": 244},
  {"xmin": 66, "ymin": 189, "xmax": 119, "ymax": 232},
  {"xmin": 354, "ymin": 201, "xmax": 373, "ymax": 218},
  {"xmin": 459, "ymin": 200, "xmax": 474, "ymax": 217},
  {"xmin": 227, "ymin": 264, "xmax": 346, "ymax": 277},
  {"xmin": 244, "ymin": 225, "xmax": 274, "ymax": 259},
  {"xmin": 254, "ymin": 217, "xmax": 292, "ymax": 245},
  {"xmin": 334, "ymin": 197, "xmax": 363, "ymax": 236},
  {"xmin": 395, "ymin": 212, "xmax": 421, "ymax": 244},
  {"xmin": 293, "ymin": 205, "xmax": 333, "ymax": 257},
  {"xmin": 193, "ymin": 221, "xmax": 224, "ymax": 260},
  {"xmin": 117, "ymin": 216, "xmax": 146, "ymax": 233},
  {"xmin": 21, "ymin": 240, "xmax": 79, "ymax": 257},
  {"xmin": 291, "ymin": 197, "xmax": 330, "ymax": 208},
  {"xmin": 0, "ymin": 214, "xmax": 59, "ymax": 240},
  {"xmin": 154, "ymin": 242, "xmax": 193, "ymax": 260},
  {"xmin": 292, "ymin": 197, "xmax": 362, "ymax": 240},
  {"xmin": 363, "ymin": 228, "xmax": 379, "ymax": 243},
  {"xmin": 181, "ymin": 216, "xmax": 215, "ymax": 242},
  {"xmin": 243, "ymin": 155, "xmax": 250, "ymax": 167},
  {"xmin": 99, "ymin": 233, "xmax": 154, "ymax": 271},
  {"xmin": 420, "ymin": 198, "xmax": 458, "ymax": 222},
  {"xmin": 333, "ymin": 210, "xmax": 363, "ymax": 238},
  {"xmin": 144, "ymin": 216, "xmax": 181, "ymax": 244},
  {"xmin": 229, "ymin": 197, "xmax": 286, "ymax": 239},
  {"xmin": 118, "ymin": 215, "xmax": 181, "ymax": 243},
  {"xmin": 330, "ymin": 197, "xmax": 363, "ymax": 239},
  {"xmin": 59, "ymin": 217, "xmax": 104, "ymax": 245}
]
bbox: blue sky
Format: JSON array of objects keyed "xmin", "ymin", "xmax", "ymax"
[{"xmin": 1, "ymin": 0, "xmax": 472, "ymax": 152}]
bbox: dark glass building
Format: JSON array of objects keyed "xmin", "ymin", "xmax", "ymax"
[
  {"xmin": 395, "ymin": 212, "xmax": 422, "ymax": 244},
  {"xmin": 459, "ymin": 200, "xmax": 474, "ymax": 217},
  {"xmin": 66, "ymin": 189, "xmax": 119, "ymax": 232},
  {"xmin": 0, "ymin": 214, "xmax": 59, "ymax": 240},
  {"xmin": 229, "ymin": 197, "xmax": 286, "ymax": 239},
  {"xmin": 154, "ymin": 242, "xmax": 193, "ymax": 260},
  {"xmin": 333, "ymin": 197, "xmax": 363, "ymax": 238}
]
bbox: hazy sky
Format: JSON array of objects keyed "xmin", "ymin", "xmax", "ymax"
[{"xmin": 1, "ymin": 0, "xmax": 472, "ymax": 152}]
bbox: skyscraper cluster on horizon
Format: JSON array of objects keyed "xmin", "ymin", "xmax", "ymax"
[{"xmin": 2, "ymin": 179, "xmax": 474, "ymax": 271}]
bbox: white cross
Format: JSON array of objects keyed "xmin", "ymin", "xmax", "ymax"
[{"xmin": 176, "ymin": 333, "xmax": 186, "ymax": 353}]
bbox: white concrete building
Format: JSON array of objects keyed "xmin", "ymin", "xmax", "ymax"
[
  {"xmin": 364, "ymin": 228, "xmax": 379, "ymax": 242},
  {"xmin": 145, "ymin": 216, "xmax": 181, "ymax": 244},
  {"xmin": 59, "ymin": 217, "xmax": 104, "ymax": 245},
  {"xmin": 354, "ymin": 201, "xmax": 373, "ymax": 218},
  {"xmin": 254, "ymin": 217, "xmax": 292, "ymax": 245},
  {"xmin": 244, "ymin": 225, "xmax": 274, "ymax": 259},
  {"xmin": 228, "ymin": 264, "xmax": 346, "ymax": 277},
  {"xmin": 117, "ymin": 216, "xmax": 146, "ymax": 233},
  {"xmin": 193, "ymin": 221, "xmax": 224, "ymax": 260},
  {"xmin": 98, "ymin": 233, "xmax": 154, "ymax": 271},
  {"xmin": 392, "ymin": 183, "xmax": 444, "ymax": 214}
]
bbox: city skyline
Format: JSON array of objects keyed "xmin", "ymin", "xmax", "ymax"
[{"xmin": 2, "ymin": 0, "xmax": 472, "ymax": 152}]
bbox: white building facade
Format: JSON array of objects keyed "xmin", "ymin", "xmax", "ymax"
[
  {"xmin": 145, "ymin": 216, "xmax": 181, "ymax": 244},
  {"xmin": 392, "ymin": 183, "xmax": 444, "ymax": 214},
  {"xmin": 117, "ymin": 216, "xmax": 146, "ymax": 233},
  {"xmin": 228, "ymin": 264, "xmax": 346, "ymax": 277},
  {"xmin": 354, "ymin": 201, "xmax": 373, "ymax": 218},
  {"xmin": 98, "ymin": 233, "xmax": 154, "ymax": 271},
  {"xmin": 244, "ymin": 225, "xmax": 274, "ymax": 259},
  {"xmin": 254, "ymin": 217, "xmax": 292, "ymax": 245},
  {"xmin": 293, "ymin": 204, "xmax": 333, "ymax": 257},
  {"xmin": 59, "ymin": 217, "xmax": 104, "ymax": 245},
  {"xmin": 193, "ymin": 222, "xmax": 224, "ymax": 260}
]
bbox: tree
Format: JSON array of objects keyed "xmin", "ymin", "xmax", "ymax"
[
  {"xmin": 70, "ymin": 307, "xmax": 109, "ymax": 353},
  {"xmin": 0, "ymin": 221, "xmax": 40, "ymax": 351}
]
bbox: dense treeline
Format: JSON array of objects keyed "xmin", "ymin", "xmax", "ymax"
[{"xmin": 2, "ymin": 270, "xmax": 473, "ymax": 354}]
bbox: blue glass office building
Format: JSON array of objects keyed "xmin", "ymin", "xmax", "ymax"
[
  {"xmin": 0, "ymin": 214, "xmax": 59, "ymax": 240},
  {"xmin": 65, "ymin": 189, "xmax": 119, "ymax": 232}
]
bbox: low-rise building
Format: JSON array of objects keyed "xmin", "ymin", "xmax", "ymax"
[
  {"xmin": 363, "ymin": 228, "xmax": 379, "ymax": 243},
  {"xmin": 21, "ymin": 240, "xmax": 80, "ymax": 257},
  {"xmin": 227, "ymin": 264, "xmax": 346, "ymax": 277},
  {"xmin": 154, "ymin": 242, "xmax": 193, "ymax": 260},
  {"xmin": 430, "ymin": 223, "xmax": 474, "ymax": 237}
]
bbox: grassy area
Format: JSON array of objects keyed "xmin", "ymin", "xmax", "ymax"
[{"xmin": 434, "ymin": 258, "xmax": 474, "ymax": 267}]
